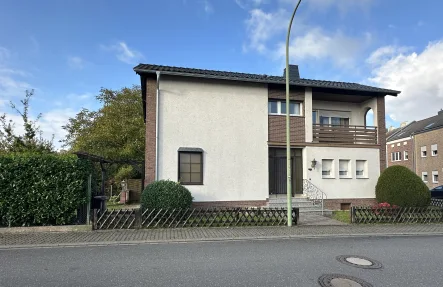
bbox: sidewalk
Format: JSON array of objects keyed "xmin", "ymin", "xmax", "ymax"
[{"xmin": 1, "ymin": 224, "xmax": 443, "ymax": 249}]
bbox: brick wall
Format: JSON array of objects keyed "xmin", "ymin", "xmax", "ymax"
[
  {"xmin": 127, "ymin": 179, "xmax": 143, "ymax": 203},
  {"xmin": 386, "ymin": 138, "xmax": 414, "ymax": 171},
  {"xmin": 268, "ymin": 86, "xmax": 305, "ymax": 143},
  {"xmin": 414, "ymin": 128, "xmax": 443, "ymax": 188},
  {"xmin": 377, "ymin": 96, "xmax": 387, "ymax": 173},
  {"xmin": 324, "ymin": 198, "xmax": 377, "ymax": 210},
  {"xmin": 144, "ymin": 77, "xmax": 157, "ymax": 187},
  {"xmin": 192, "ymin": 200, "xmax": 268, "ymax": 208}
]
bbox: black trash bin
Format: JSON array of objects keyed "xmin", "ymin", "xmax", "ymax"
[{"xmin": 92, "ymin": 195, "xmax": 108, "ymax": 212}]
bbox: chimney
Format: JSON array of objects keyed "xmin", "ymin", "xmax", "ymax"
[
  {"xmin": 400, "ymin": 121, "xmax": 408, "ymax": 128},
  {"xmin": 283, "ymin": 64, "xmax": 300, "ymax": 81},
  {"xmin": 438, "ymin": 109, "xmax": 443, "ymax": 115},
  {"xmin": 388, "ymin": 126, "xmax": 394, "ymax": 132}
]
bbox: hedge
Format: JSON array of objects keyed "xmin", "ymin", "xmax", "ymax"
[
  {"xmin": 0, "ymin": 153, "xmax": 93, "ymax": 227},
  {"xmin": 375, "ymin": 165, "xmax": 430, "ymax": 207},
  {"xmin": 141, "ymin": 180, "xmax": 193, "ymax": 210}
]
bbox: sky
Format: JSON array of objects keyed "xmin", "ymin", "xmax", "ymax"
[{"xmin": 1, "ymin": 0, "xmax": 443, "ymax": 148}]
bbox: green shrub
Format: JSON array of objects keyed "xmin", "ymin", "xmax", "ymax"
[
  {"xmin": 141, "ymin": 180, "xmax": 193, "ymax": 209},
  {"xmin": 0, "ymin": 153, "xmax": 93, "ymax": 227},
  {"xmin": 375, "ymin": 165, "xmax": 430, "ymax": 207}
]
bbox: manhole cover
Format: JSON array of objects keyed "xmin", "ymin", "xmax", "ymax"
[
  {"xmin": 336, "ymin": 255, "xmax": 383, "ymax": 269},
  {"xmin": 318, "ymin": 274, "xmax": 373, "ymax": 287}
]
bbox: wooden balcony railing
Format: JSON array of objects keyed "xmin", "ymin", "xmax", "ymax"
[{"xmin": 312, "ymin": 124, "xmax": 378, "ymax": 145}]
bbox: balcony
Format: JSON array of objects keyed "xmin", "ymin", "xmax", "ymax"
[{"xmin": 313, "ymin": 124, "xmax": 378, "ymax": 145}]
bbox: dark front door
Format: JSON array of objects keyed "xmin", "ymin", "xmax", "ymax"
[{"xmin": 269, "ymin": 148, "xmax": 303, "ymax": 196}]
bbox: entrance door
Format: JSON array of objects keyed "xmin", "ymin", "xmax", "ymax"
[{"xmin": 269, "ymin": 148, "xmax": 303, "ymax": 196}]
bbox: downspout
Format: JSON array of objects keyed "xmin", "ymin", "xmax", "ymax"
[{"xmin": 156, "ymin": 71, "xmax": 160, "ymax": 181}]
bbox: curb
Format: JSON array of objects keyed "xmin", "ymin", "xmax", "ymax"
[{"xmin": 1, "ymin": 232, "xmax": 443, "ymax": 250}]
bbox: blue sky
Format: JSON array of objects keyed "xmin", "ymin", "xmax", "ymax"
[{"xmin": 1, "ymin": 0, "xmax": 443, "ymax": 147}]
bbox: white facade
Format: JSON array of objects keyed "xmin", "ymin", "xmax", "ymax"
[
  {"xmin": 304, "ymin": 146, "xmax": 380, "ymax": 199},
  {"xmin": 157, "ymin": 76, "xmax": 269, "ymax": 202}
]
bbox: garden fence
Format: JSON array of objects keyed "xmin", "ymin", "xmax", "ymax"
[{"xmin": 92, "ymin": 207, "xmax": 299, "ymax": 230}]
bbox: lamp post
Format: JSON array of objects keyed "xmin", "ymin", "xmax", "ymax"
[{"xmin": 286, "ymin": 0, "xmax": 302, "ymax": 227}]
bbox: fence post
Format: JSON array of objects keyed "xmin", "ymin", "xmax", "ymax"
[
  {"xmin": 86, "ymin": 174, "xmax": 92, "ymax": 225},
  {"xmin": 92, "ymin": 209, "xmax": 98, "ymax": 230},
  {"xmin": 135, "ymin": 208, "xmax": 142, "ymax": 229},
  {"xmin": 350, "ymin": 206, "xmax": 354, "ymax": 224}
]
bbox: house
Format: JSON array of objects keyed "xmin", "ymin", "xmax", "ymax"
[
  {"xmin": 134, "ymin": 63, "xmax": 400, "ymax": 210},
  {"xmin": 386, "ymin": 110, "xmax": 443, "ymax": 188}
]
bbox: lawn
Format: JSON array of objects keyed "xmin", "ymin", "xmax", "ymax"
[{"xmin": 332, "ymin": 210, "xmax": 351, "ymax": 224}]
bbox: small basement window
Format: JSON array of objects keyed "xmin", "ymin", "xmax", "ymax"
[
  {"xmin": 322, "ymin": 159, "xmax": 334, "ymax": 178},
  {"xmin": 178, "ymin": 148, "xmax": 203, "ymax": 185}
]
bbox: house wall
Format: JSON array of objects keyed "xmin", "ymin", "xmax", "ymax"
[
  {"xmin": 386, "ymin": 138, "xmax": 414, "ymax": 171},
  {"xmin": 414, "ymin": 128, "xmax": 443, "ymax": 188},
  {"xmin": 157, "ymin": 75, "xmax": 269, "ymax": 203},
  {"xmin": 304, "ymin": 146, "xmax": 380, "ymax": 200}
]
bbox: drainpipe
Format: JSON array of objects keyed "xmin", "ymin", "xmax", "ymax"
[{"xmin": 155, "ymin": 71, "xmax": 160, "ymax": 181}]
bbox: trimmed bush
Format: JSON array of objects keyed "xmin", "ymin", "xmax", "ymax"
[
  {"xmin": 141, "ymin": 180, "xmax": 193, "ymax": 210},
  {"xmin": 0, "ymin": 153, "xmax": 93, "ymax": 227},
  {"xmin": 375, "ymin": 165, "xmax": 430, "ymax": 207}
]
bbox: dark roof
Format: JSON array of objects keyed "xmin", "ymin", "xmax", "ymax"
[
  {"xmin": 134, "ymin": 64, "xmax": 400, "ymax": 96},
  {"xmin": 387, "ymin": 112, "xmax": 443, "ymax": 142},
  {"xmin": 178, "ymin": 147, "xmax": 204, "ymax": 152}
]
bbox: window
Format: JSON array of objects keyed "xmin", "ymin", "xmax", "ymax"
[
  {"xmin": 421, "ymin": 146, "xmax": 427, "ymax": 157},
  {"xmin": 268, "ymin": 100, "xmax": 301, "ymax": 116},
  {"xmin": 356, "ymin": 160, "xmax": 368, "ymax": 178},
  {"xmin": 391, "ymin": 152, "xmax": 402, "ymax": 162},
  {"xmin": 339, "ymin": 159, "xmax": 351, "ymax": 178},
  {"xmin": 397, "ymin": 143, "xmax": 400, "ymax": 146},
  {"xmin": 320, "ymin": 116, "xmax": 349, "ymax": 126},
  {"xmin": 422, "ymin": 172, "xmax": 428, "ymax": 182},
  {"xmin": 391, "ymin": 144, "xmax": 394, "ymax": 148},
  {"xmin": 312, "ymin": 111, "xmax": 318, "ymax": 124},
  {"xmin": 178, "ymin": 149, "xmax": 203, "ymax": 185},
  {"xmin": 404, "ymin": 151, "xmax": 409, "ymax": 160},
  {"xmin": 322, "ymin": 159, "xmax": 334, "ymax": 178},
  {"xmin": 403, "ymin": 141, "xmax": 407, "ymax": 145},
  {"xmin": 432, "ymin": 171, "xmax": 439, "ymax": 183},
  {"xmin": 432, "ymin": 144, "xmax": 438, "ymax": 156}
]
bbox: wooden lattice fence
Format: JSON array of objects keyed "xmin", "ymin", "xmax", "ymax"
[{"xmin": 92, "ymin": 207, "xmax": 299, "ymax": 230}]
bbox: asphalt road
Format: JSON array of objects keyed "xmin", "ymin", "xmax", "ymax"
[{"xmin": 0, "ymin": 235, "xmax": 442, "ymax": 287}]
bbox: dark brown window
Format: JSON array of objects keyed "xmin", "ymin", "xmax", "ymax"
[{"xmin": 178, "ymin": 150, "xmax": 203, "ymax": 185}]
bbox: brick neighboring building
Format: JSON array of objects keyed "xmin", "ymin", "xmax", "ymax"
[{"xmin": 386, "ymin": 110, "xmax": 443, "ymax": 188}]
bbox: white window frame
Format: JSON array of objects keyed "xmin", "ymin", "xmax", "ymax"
[
  {"xmin": 268, "ymin": 100, "xmax": 302, "ymax": 116},
  {"xmin": 431, "ymin": 144, "xmax": 438, "ymax": 156},
  {"xmin": 422, "ymin": 172, "xmax": 428, "ymax": 182},
  {"xmin": 322, "ymin": 159, "xmax": 334, "ymax": 179},
  {"xmin": 356, "ymin": 160, "xmax": 368, "ymax": 179},
  {"xmin": 404, "ymin": 151, "xmax": 409, "ymax": 161},
  {"xmin": 391, "ymin": 151, "xmax": 402, "ymax": 162},
  {"xmin": 421, "ymin": 146, "xmax": 427, "ymax": 157},
  {"xmin": 403, "ymin": 141, "xmax": 407, "ymax": 145},
  {"xmin": 339, "ymin": 159, "xmax": 351, "ymax": 179},
  {"xmin": 432, "ymin": 171, "xmax": 439, "ymax": 183}
]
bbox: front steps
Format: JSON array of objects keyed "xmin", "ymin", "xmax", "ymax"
[{"xmin": 267, "ymin": 197, "xmax": 332, "ymax": 216}]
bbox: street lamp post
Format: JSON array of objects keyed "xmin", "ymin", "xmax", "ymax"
[{"xmin": 286, "ymin": 0, "xmax": 302, "ymax": 227}]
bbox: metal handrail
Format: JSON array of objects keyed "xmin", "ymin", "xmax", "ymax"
[{"xmin": 302, "ymin": 179, "xmax": 327, "ymax": 215}]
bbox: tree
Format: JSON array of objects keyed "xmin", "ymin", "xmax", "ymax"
[
  {"xmin": 62, "ymin": 85, "xmax": 145, "ymax": 179},
  {"xmin": 0, "ymin": 90, "xmax": 53, "ymax": 153}
]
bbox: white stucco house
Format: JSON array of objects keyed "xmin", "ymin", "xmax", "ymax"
[{"xmin": 134, "ymin": 63, "xmax": 400, "ymax": 210}]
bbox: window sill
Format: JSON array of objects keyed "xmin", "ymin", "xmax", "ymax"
[
  {"xmin": 322, "ymin": 176, "xmax": 335, "ymax": 179},
  {"xmin": 269, "ymin": 114, "xmax": 303, "ymax": 117},
  {"xmin": 181, "ymin": 183, "xmax": 203, "ymax": 186},
  {"xmin": 339, "ymin": 176, "xmax": 353, "ymax": 179},
  {"xmin": 356, "ymin": 176, "xmax": 369, "ymax": 179}
]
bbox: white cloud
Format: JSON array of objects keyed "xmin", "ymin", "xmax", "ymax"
[
  {"xmin": 304, "ymin": 0, "xmax": 373, "ymax": 14},
  {"xmin": 39, "ymin": 108, "xmax": 77, "ymax": 149},
  {"xmin": 101, "ymin": 42, "xmax": 144, "ymax": 64},
  {"xmin": 368, "ymin": 41, "xmax": 443, "ymax": 122},
  {"xmin": 0, "ymin": 47, "xmax": 10, "ymax": 62},
  {"xmin": 0, "ymin": 46, "xmax": 32, "ymax": 99},
  {"xmin": 366, "ymin": 45, "xmax": 413, "ymax": 65},
  {"xmin": 275, "ymin": 27, "xmax": 364, "ymax": 67},
  {"xmin": 67, "ymin": 56, "xmax": 86, "ymax": 69},
  {"xmin": 235, "ymin": 0, "xmax": 266, "ymax": 10},
  {"xmin": 203, "ymin": 0, "xmax": 214, "ymax": 13},
  {"xmin": 244, "ymin": 8, "xmax": 288, "ymax": 53}
]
